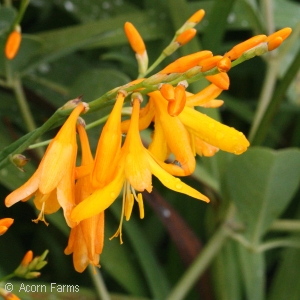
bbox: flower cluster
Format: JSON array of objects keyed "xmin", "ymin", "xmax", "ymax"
[{"xmin": 4, "ymin": 9, "xmax": 291, "ymax": 272}]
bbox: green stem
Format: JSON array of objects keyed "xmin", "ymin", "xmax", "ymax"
[
  {"xmin": 88, "ymin": 265, "xmax": 111, "ymax": 300},
  {"xmin": 248, "ymin": 59, "xmax": 278, "ymax": 142},
  {"xmin": 257, "ymin": 239, "xmax": 300, "ymax": 252},
  {"xmin": 13, "ymin": 76, "xmax": 37, "ymax": 133},
  {"xmin": 13, "ymin": 0, "xmax": 29, "ymax": 28},
  {"xmin": 0, "ymin": 273, "xmax": 15, "ymax": 282},
  {"xmin": 251, "ymin": 46, "xmax": 300, "ymax": 145},
  {"xmin": 166, "ymin": 225, "xmax": 230, "ymax": 300},
  {"xmin": 270, "ymin": 220, "xmax": 300, "ymax": 232}
]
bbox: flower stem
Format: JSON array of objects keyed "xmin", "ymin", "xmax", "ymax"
[
  {"xmin": 88, "ymin": 265, "xmax": 111, "ymax": 300},
  {"xmin": 0, "ymin": 273, "xmax": 15, "ymax": 282},
  {"xmin": 166, "ymin": 224, "xmax": 230, "ymax": 300},
  {"xmin": 270, "ymin": 220, "xmax": 300, "ymax": 232}
]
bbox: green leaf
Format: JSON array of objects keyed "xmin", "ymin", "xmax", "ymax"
[
  {"xmin": 226, "ymin": 147, "xmax": 300, "ymax": 244},
  {"xmin": 212, "ymin": 241, "xmax": 243, "ymax": 300},
  {"xmin": 237, "ymin": 245, "xmax": 265, "ymax": 300},
  {"xmin": 0, "ymin": 7, "xmax": 16, "ymax": 35},
  {"xmin": 268, "ymin": 245, "xmax": 300, "ymax": 300}
]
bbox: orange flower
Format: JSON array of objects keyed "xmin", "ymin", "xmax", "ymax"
[
  {"xmin": 0, "ymin": 218, "xmax": 14, "ymax": 235},
  {"xmin": 71, "ymin": 97, "xmax": 209, "ymax": 228},
  {"xmin": 5, "ymin": 102, "xmax": 86, "ymax": 227},
  {"xmin": 65, "ymin": 123, "xmax": 104, "ymax": 272}
]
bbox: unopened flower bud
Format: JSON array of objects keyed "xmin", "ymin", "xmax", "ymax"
[
  {"xmin": 5, "ymin": 26, "xmax": 22, "ymax": 60},
  {"xmin": 167, "ymin": 85, "xmax": 186, "ymax": 116},
  {"xmin": 177, "ymin": 9, "xmax": 205, "ymax": 34},
  {"xmin": 265, "ymin": 27, "xmax": 292, "ymax": 44},
  {"xmin": 160, "ymin": 51, "xmax": 212, "ymax": 74},
  {"xmin": 21, "ymin": 250, "xmax": 33, "ymax": 266},
  {"xmin": 160, "ymin": 83, "xmax": 175, "ymax": 101},
  {"xmin": 199, "ymin": 55, "xmax": 223, "ymax": 72},
  {"xmin": 124, "ymin": 22, "xmax": 146, "ymax": 55},
  {"xmin": 11, "ymin": 154, "xmax": 30, "ymax": 172},
  {"xmin": 35, "ymin": 260, "xmax": 48, "ymax": 270},
  {"xmin": 217, "ymin": 57, "xmax": 231, "ymax": 72},
  {"xmin": 0, "ymin": 218, "xmax": 14, "ymax": 235},
  {"xmin": 175, "ymin": 28, "xmax": 197, "ymax": 46},
  {"xmin": 224, "ymin": 35, "xmax": 267, "ymax": 60},
  {"xmin": 206, "ymin": 73, "xmax": 230, "ymax": 90},
  {"xmin": 267, "ymin": 37, "xmax": 283, "ymax": 51},
  {"xmin": 25, "ymin": 271, "xmax": 41, "ymax": 279}
]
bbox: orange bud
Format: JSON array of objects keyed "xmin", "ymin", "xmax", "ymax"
[
  {"xmin": 5, "ymin": 30, "xmax": 22, "ymax": 60},
  {"xmin": 217, "ymin": 57, "xmax": 231, "ymax": 72},
  {"xmin": 188, "ymin": 9, "xmax": 205, "ymax": 24},
  {"xmin": 267, "ymin": 37, "xmax": 283, "ymax": 51},
  {"xmin": 206, "ymin": 73, "xmax": 230, "ymax": 90},
  {"xmin": 265, "ymin": 27, "xmax": 292, "ymax": 43},
  {"xmin": 124, "ymin": 22, "xmax": 146, "ymax": 55},
  {"xmin": 167, "ymin": 85, "xmax": 186, "ymax": 116},
  {"xmin": 224, "ymin": 35, "xmax": 267, "ymax": 60},
  {"xmin": 21, "ymin": 250, "xmax": 33, "ymax": 266},
  {"xmin": 175, "ymin": 28, "xmax": 197, "ymax": 46},
  {"xmin": 199, "ymin": 55, "xmax": 223, "ymax": 72},
  {"xmin": 160, "ymin": 50, "xmax": 212, "ymax": 74},
  {"xmin": 160, "ymin": 83, "xmax": 175, "ymax": 101},
  {"xmin": 0, "ymin": 218, "xmax": 14, "ymax": 235}
]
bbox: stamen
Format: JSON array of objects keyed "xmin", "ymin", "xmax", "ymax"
[
  {"xmin": 32, "ymin": 202, "xmax": 49, "ymax": 226},
  {"xmin": 109, "ymin": 184, "xmax": 126, "ymax": 244},
  {"xmin": 137, "ymin": 193, "xmax": 144, "ymax": 219}
]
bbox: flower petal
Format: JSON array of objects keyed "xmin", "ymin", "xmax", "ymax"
[
  {"xmin": 71, "ymin": 169, "xmax": 125, "ymax": 222},
  {"xmin": 147, "ymin": 152, "xmax": 209, "ymax": 202},
  {"xmin": 180, "ymin": 106, "xmax": 250, "ymax": 154},
  {"xmin": 5, "ymin": 168, "xmax": 41, "ymax": 207}
]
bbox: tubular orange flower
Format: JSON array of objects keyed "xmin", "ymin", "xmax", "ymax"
[
  {"xmin": 0, "ymin": 218, "xmax": 14, "ymax": 235},
  {"xmin": 92, "ymin": 92, "xmax": 125, "ymax": 188},
  {"xmin": 65, "ymin": 124, "xmax": 103, "ymax": 273},
  {"xmin": 5, "ymin": 29, "xmax": 22, "ymax": 60},
  {"xmin": 5, "ymin": 102, "xmax": 86, "ymax": 227},
  {"xmin": 71, "ymin": 97, "xmax": 209, "ymax": 224}
]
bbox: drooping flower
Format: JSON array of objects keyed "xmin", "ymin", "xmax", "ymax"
[
  {"xmin": 65, "ymin": 122, "xmax": 104, "ymax": 273},
  {"xmin": 71, "ymin": 96, "xmax": 209, "ymax": 227},
  {"xmin": 5, "ymin": 101, "xmax": 87, "ymax": 227}
]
